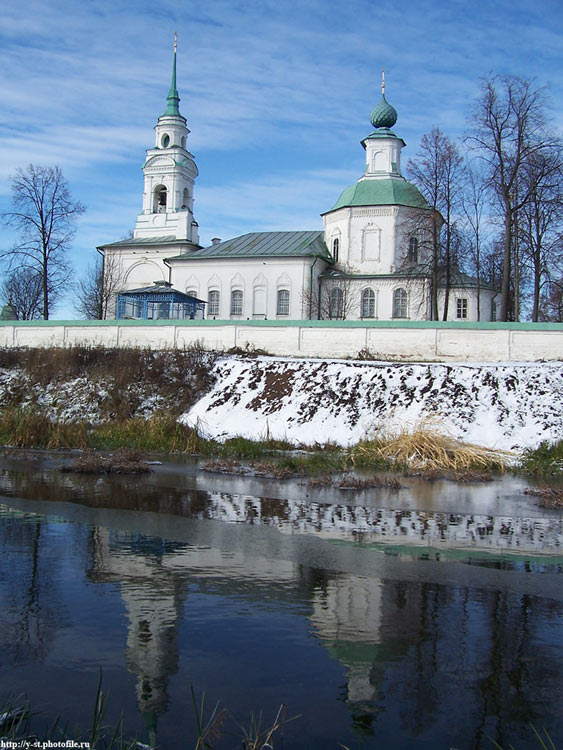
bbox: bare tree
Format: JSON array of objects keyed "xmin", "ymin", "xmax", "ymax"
[
  {"xmin": 318, "ymin": 274, "xmax": 358, "ymax": 320},
  {"xmin": 1, "ymin": 267, "xmax": 43, "ymax": 320},
  {"xmin": 75, "ymin": 252, "xmax": 125, "ymax": 319},
  {"xmin": 1, "ymin": 165, "xmax": 85, "ymax": 319},
  {"xmin": 518, "ymin": 151, "xmax": 563, "ymax": 320},
  {"xmin": 303, "ymin": 273, "xmax": 358, "ymax": 320},
  {"xmin": 407, "ymin": 127, "xmax": 465, "ymax": 320},
  {"xmin": 539, "ymin": 275, "xmax": 563, "ymax": 321},
  {"xmin": 461, "ymin": 163, "xmax": 491, "ymax": 320},
  {"xmin": 466, "ymin": 76, "xmax": 561, "ymax": 321}
]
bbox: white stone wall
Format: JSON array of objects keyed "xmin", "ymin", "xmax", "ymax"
[{"xmin": 1, "ymin": 321, "xmax": 562, "ymax": 362}]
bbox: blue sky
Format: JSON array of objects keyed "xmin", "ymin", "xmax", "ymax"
[{"xmin": 1, "ymin": 0, "xmax": 562, "ymax": 318}]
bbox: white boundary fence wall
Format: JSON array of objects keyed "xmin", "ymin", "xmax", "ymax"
[{"xmin": 0, "ymin": 319, "xmax": 562, "ymax": 361}]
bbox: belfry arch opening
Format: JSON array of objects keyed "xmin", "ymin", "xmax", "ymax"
[{"xmin": 153, "ymin": 185, "xmax": 167, "ymax": 213}]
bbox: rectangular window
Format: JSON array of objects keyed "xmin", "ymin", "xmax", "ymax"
[
  {"xmin": 208, "ymin": 290, "xmax": 220, "ymax": 317},
  {"xmin": 230, "ymin": 290, "xmax": 243, "ymax": 316},
  {"xmin": 456, "ymin": 298, "xmax": 468, "ymax": 319},
  {"xmin": 277, "ymin": 289, "xmax": 290, "ymax": 316}
]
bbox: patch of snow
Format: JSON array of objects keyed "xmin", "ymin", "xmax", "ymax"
[{"xmin": 181, "ymin": 358, "xmax": 563, "ymax": 453}]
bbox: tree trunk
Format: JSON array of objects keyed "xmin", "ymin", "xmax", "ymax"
[
  {"xmin": 42, "ymin": 255, "xmax": 49, "ymax": 320},
  {"xmin": 500, "ymin": 206, "xmax": 512, "ymax": 321}
]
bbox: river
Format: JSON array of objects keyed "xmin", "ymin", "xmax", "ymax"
[{"xmin": 0, "ymin": 452, "xmax": 561, "ymax": 750}]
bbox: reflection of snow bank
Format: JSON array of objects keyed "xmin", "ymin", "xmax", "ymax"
[{"xmin": 182, "ymin": 357, "xmax": 563, "ymax": 452}]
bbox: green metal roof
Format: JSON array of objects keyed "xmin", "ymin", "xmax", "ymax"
[
  {"xmin": 325, "ymin": 178, "xmax": 430, "ymax": 213},
  {"xmin": 166, "ymin": 231, "xmax": 331, "ymax": 261},
  {"xmin": 98, "ymin": 235, "xmax": 196, "ymax": 250}
]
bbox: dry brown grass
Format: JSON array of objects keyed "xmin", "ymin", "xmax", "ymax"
[
  {"xmin": 523, "ymin": 487, "xmax": 563, "ymax": 508},
  {"xmin": 61, "ymin": 449, "xmax": 152, "ymax": 475},
  {"xmin": 308, "ymin": 474, "xmax": 403, "ymax": 490},
  {"xmin": 350, "ymin": 421, "xmax": 513, "ymax": 472}
]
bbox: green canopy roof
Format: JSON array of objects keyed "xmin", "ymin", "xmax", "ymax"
[{"xmin": 325, "ymin": 178, "xmax": 430, "ymax": 213}]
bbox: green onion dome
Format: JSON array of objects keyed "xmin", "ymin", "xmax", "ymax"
[{"xmin": 369, "ymin": 94, "xmax": 398, "ymax": 129}]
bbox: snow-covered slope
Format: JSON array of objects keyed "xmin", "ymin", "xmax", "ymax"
[{"xmin": 181, "ymin": 357, "xmax": 563, "ymax": 452}]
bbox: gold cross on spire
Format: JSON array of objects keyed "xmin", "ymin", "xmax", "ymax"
[
  {"xmin": 174, "ymin": 31, "xmax": 177, "ymax": 53},
  {"xmin": 382, "ymin": 67, "xmax": 385, "ymax": 95}
]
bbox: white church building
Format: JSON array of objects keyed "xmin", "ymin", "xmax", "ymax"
[{"xmin": 99, "ymin": 47, "xmax": 496, "ymax": 322}]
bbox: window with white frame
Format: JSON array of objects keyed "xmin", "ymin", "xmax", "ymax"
[
  {"xmin": 456, "ymin": 298, "xmax": 468, "ymax": 319},
  {"xmin": 277, "ymin": 289, "xmax": 290, "ymax": 316},
  {"xmin": 392, "ymin": 288, "xmax": 408, "ymax": 318},
  {"xmin": 208, "ymin": 290, "xmax": 220, "ymax": 316},
  {"xmin": 361, "ymin": 288, "xmax": 375, "ymax": 318},
  {"xmin": 186, "ymin": 289, "xmax": 197, "ymax": 299},
  {"xmin": 230, "ymin": 289, "xmax": 243, "ymax": 316},
  {"xmin": 330, "ymin": 287, "xmax": 344, "ymax": 319}
]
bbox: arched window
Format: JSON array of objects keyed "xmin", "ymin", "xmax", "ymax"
[
  {"xmin": 161, "ymin": 133, "xmax": 170, "ymax": 148},
  {"xmin": 330, "ymin": 287, "xmax": 343, "ymax": 319},
  {"xmin": 208, "ymin": 290, "xmax": 220, "ymax": 317},
  {"xmin": 361, "ymin": 288, "xmax": 375, "ymax": 318},
  {"xmin": 230, "ymin": 289, "xmax": 243, "ymax": 316},
  {"xmin": 277, "ymin": 289, "xmax": 290, "ymax": 316},
  {"xmin": 153, "ymin": 185, "xmax": 167, "ymax": 213},
  {"xmin": 392, "ymin": 288, "xmax": 408, "ymax": 318},
  {"xmin": 332, "ymin": 237, "xmax": 340, "ymax": 263},
  {"xmin": 181, "ymin": 135, "xmax": 186, "ymax": 149},
  {"xmin": 186, "ymin": 289, "xmax": 197, "ymax": 299},
  {"xmin": 408, "ymin": 237, "xmax": 418, "ymax": 263},
  {"xmin": 182, "ymin": 188, "xmax": 189, "ymax": 209}
]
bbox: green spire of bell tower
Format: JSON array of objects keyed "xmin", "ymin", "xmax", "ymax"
[{"xmin": 163, "ymin": 32, "xmax": 181, "ymax": 116}]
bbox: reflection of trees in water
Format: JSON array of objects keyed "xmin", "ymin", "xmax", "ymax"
[
  {"xmin": 0, "ymin": 513, "xmax": 68, "ymax": 665},
  {"xmin": 320, "ymin": 576, "xmax": 563, "ymax": 747}
]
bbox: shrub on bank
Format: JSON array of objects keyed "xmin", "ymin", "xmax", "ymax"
[
  {"xmin": 519, "ymin": 441, "xmax": 563, "ymax": 477},
  {"xmin": 0, "ymin": 344, "xmax": 217, "ymax": 421}
]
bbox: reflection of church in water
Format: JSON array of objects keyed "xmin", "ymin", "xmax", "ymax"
[
  {"xmin": 87, "ymin": 523, "xmax": 412, "ymax": 740},
  {"xmin": 85, "ymin": 490, "xmax": 562, "ymax": 745}
]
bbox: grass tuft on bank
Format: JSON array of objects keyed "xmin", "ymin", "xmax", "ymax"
[{"xmin": 350, "ymin": 423, "xmax": 512, "ymax": 473}]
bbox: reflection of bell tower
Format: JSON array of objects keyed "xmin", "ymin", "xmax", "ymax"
[
  {"xmin": 133, "ymin": 33, "xmax": 199, "ymax": 245},
  {"xmin": 88, "ymin": 528, "xmax": 186, "ymax": 748}
]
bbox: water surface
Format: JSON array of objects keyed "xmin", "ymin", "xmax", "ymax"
[{"xmin": 0, "ymin": 453, "xmax": 561, "ymax": 749}]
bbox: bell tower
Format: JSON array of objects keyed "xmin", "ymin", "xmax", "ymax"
[{"xmin": 133, "ymin": 34, "xmax": 200, "ymax": 245}]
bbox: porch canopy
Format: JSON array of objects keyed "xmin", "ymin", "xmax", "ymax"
[{"xmin": 116, "ymin": 281, "xmax": 206, "ymax": 320}]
